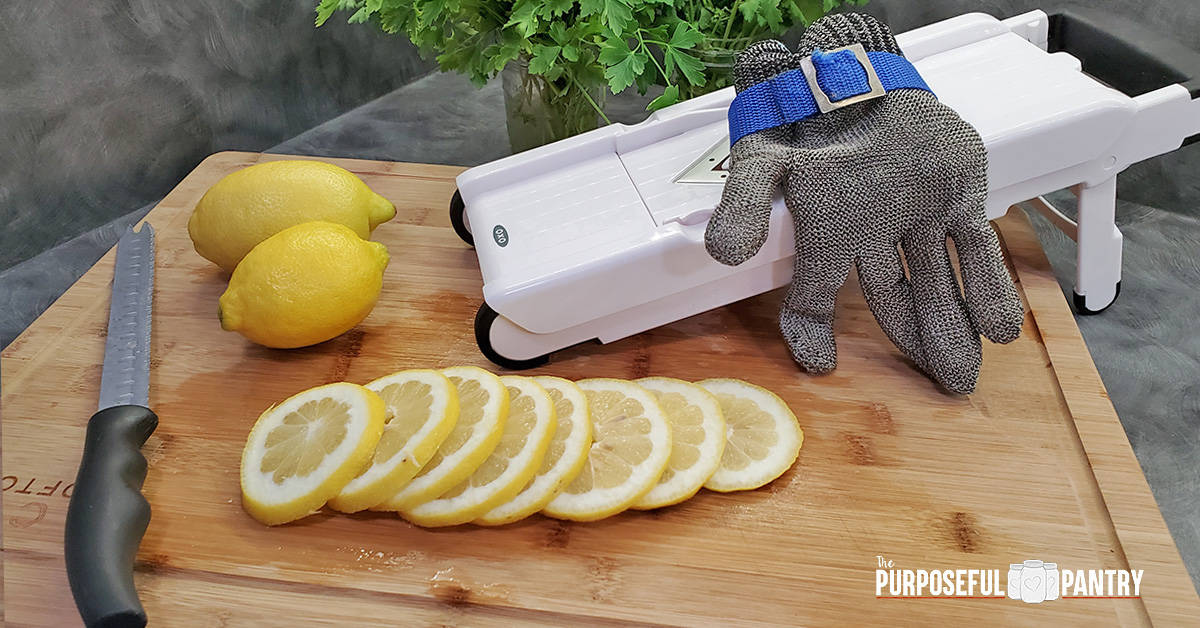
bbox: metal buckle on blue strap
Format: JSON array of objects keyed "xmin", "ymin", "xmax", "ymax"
[
  {"xmin": 727, "ymin": 43, "xmax": 933, "ymax": 145},
  {"xmin": 801, "ymin": 43, "xmax": 885, "ymax": 113}
]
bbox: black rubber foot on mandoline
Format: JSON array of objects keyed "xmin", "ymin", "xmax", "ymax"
[
  {"xmin": 474, "ymin": 303, "xmax": 550, "ymax": 370},
  {"xmin": 449, "ymin": 189, "xmax": 474, "ymax": 246},
  {"xmin": 1073, "ymin": 281, "xmax": 1121, "ymax": 315}
]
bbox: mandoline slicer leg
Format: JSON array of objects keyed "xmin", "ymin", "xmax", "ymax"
[{"xmin": 1073, "ymin": 176, "xmax": 1123, "ymax": 314}]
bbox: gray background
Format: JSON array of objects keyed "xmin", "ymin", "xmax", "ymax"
[
  {"xmin": 0, "ymin": 0, "xmax": 432, "ymax": 270},
  {"xmin": 2, "ymin": 0, "xmax": 1198, "ymax": 593}
]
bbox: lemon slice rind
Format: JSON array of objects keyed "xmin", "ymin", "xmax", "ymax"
[
  {"xmin": 375, "ymin": 366, "xmax": 508, "ymax": 512},
  {"xmin": 632, "ymin": 377, "xmax": 726, "ymax": 509},
  {"xmin": 403, "ymin": 376, "xmax": 555, "ymax": 527},
  {"xmin": 327, "ymin": 369, "xmax": 459, "ymax": 513},
  {"xmin": 476, "ymin": 376, "xmax": 592, "ymax": 526},
  {"xmin": 697, "ymin": 378, "xmax": 803, "ymax": 492},
  {"xmin": 543, "ymin": 378, "xmax": 671, "ymax": 522},
  {"xmin": 240, "ymin": 382, "xmax": 385, "ymax": 525}
]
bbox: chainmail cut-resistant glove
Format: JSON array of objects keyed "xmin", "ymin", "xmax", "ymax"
[{"xmin": 705, "ymin": 13, "xmax": 1025, "ymax": 394}]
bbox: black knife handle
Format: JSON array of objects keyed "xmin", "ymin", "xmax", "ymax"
[{"xmin": 64, "ymin": 405, "xmax": 158, "ymax": 628}]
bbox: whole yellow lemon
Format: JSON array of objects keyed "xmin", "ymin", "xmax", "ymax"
[
  {"xmin": 219, "ymin": 221, "xmax": 390, "ymax": 349},
  {"xmin": 189, "ymin": 160, "xmax": 395, "ymax": 272}
]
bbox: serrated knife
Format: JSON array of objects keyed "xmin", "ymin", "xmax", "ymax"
[{"xmin": 64, "ymin": 223, "xmax": 158, "ymax": 628}]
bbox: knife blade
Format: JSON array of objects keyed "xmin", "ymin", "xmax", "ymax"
[
  {"xmin": 98, "ymin": 224, "xmax": 153, "ymax": 410},
  {"xmin": 65, "ymin": 223, "xmax": 159, "ymax": 628}
]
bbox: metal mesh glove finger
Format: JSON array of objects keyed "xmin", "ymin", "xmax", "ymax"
[
  {"xmin": 707, "ymin": 13, "xmax": 1025, "ymax": 394},
  {"xmin": 705, "ymin": 41, "xmax": 798, "ymax": 266},
  {"xmin": 704, "ymin": 126, "xmax": 792, "ymax": 266}
]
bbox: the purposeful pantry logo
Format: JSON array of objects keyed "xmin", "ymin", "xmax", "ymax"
[{"xmin": 874, "ymin": 556, "xmax": 1144, "ymax": 603}]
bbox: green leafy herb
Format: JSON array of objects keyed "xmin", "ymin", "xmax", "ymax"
[{"xmin": 317, "ymin": 0, "xmax": 866, "ymax": 115}]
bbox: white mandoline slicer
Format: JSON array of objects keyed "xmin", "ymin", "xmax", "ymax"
[{"xmin": 450, "ymin": 9, "xmax": 1200, "ymax": 369}]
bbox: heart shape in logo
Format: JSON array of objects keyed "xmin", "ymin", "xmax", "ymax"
[{"xmin": 1024, "ymin": 576, "xmax": 1043, "ymax": 592}]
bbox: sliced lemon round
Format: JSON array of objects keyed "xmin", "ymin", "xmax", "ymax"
[
  {"xmin": 697, "ymin": 379, "xmax": 803, "ymax": 492},
  {"xmin": 327, "ymin": 370, "xmax": 459, "ymax": 513},
  {"xmin": 402, "ymin": 376, "xmax": 556, "ymax": 527},
  {"xmin": 632, "ymin": 377, "xmax": 726, "ymax": 509},
  {"xmin": 476, "ymin": 376, "xmax": 592, "ymax": 526},
  {"xmin": 543, "ymin": 379, "xmax": 671, "ymax": 522},
  {"xmin": 240, "ymin": 382, "xmax": 385, "ymax": 525},
  {"xmin": 373, "ymin": 366, "xmax": 508, "ymax": 512}
]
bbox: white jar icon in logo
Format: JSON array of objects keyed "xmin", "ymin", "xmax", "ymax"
[
  {"xmin": 1044, "ymin": 563, "xmax": 1060, "ymax": 601},
  {"xmin": 1007, "ymin": 564, "xmax": 1023, "ymax": 600},
  {"xmin": 1008, "ymin": 559, "xmax": 1060, "ymax": 603}
]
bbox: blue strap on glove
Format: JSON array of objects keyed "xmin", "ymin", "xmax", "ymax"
[{"xmin": 728, "ymin": 49, "xmax": 933, "ymax": 145}]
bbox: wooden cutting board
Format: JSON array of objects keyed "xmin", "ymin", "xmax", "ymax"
[{"xmin": 3, "ymin": 152, "xmax": 1197, "ymax": 626}]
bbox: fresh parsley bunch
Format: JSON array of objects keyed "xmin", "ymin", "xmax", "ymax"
[{"xmin": 317, "ymin": 0, "xmax": 865, "ymax": 115}]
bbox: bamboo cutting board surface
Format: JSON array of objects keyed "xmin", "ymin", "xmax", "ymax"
[{"xmin": 3, "ymin": 152, "xmax": 1198, "ymax": 626}]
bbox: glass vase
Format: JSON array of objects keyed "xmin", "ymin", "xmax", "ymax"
[
  {"xmin": 501, "ymin": 57, "xmax": 606, "ymax": 154},
  {"xmin": 678, "ymin": 36, "xmax": 756, "ymax": 102}
]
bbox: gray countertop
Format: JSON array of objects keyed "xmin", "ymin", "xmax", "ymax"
[{"xmin": 3, "ymin": 70, "xmax": 1198, "ymax": 591}]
